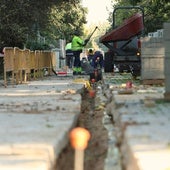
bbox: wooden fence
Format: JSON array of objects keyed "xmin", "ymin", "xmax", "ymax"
[{"xmin": 3, "ymin": 47, "xmax": 56, "ymax": 87}]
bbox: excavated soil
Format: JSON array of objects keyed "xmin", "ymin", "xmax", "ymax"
[{"xmin": 55, "ymin": 88, "xmax": 108, "ymax": 170}]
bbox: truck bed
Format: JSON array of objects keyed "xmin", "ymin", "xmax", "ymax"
[{"xmin": 99, "ymin": 13, "xmax": 144, "ymax": 43}]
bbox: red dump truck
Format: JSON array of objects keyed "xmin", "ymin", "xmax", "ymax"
[{"xmin": 99, "ymin": 6, "xmax": 144, "ymax": 77}]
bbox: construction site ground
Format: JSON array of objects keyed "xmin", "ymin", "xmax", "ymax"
[{"xmin": 0, "ymin": 72, "xmax": 170, "ymax": 170}]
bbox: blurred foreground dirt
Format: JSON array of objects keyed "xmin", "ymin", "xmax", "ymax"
[{"xmin": 55, "ymin": 89, "xmax": 108, "ymax": 170}]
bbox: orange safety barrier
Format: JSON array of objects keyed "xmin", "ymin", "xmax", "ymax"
[
  {"xmin": 22, "ymin": 48, "xmax": 31, "ymax": 82},
  {"xmin": 35, "ymin": 50, "xmax": 41, "ymax": 78},
  {"xmin": 3, "ymin": 47, "xmax": 15, "ymax": 87},
  {"xmin": 50, "ymin": 51, "xmax": 56, "ymax": 73},
  {"xmin": 3, "ymin": 47, "xmax": 56, "ymax": 87},
  {"xmin": 29, "ymin": 51, "xmax": 36, "ymax": 79},
  {"xmin": 14, "ymin": 47, "xmax": 31, "ymax": 83},
  {"xmin": 42, "ymin": 51, "xmax": 54, "ymax": 75}
]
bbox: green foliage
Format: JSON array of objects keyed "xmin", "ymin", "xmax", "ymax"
[
  {"xmin": 0, "ymin": 0, "xmax": 87, "ymax": 51},
  {"xmin": 111, "ymin": 0, "xmax": 170, "ymax": 34},
  {"xmin": 142, "ymin": 0, "xmax": 170, "ymax": 33},
  {"xmin": 48, "ymin": 1, "xmax": 87, "ymax": 42},
  {"xmin": 25, "ymin": 41, "xmax": 52, "ymax": 51}
]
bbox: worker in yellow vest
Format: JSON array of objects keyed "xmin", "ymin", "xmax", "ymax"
[
  {"xmin": 65, "ymin": 42, "xmax": 74, "ymax": 68},
  {"xmin": 71, "ymin": 30, "xmax": 89, "ymax": 75}
]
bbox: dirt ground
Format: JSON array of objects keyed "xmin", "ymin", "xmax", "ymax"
[{"xmin": 55, "ymin": 88, "xmax": 108, "ymax": 170}]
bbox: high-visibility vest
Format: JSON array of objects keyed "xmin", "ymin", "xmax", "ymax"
[
  {"xmin": 65, "ymin": 43, "xmax": 72, "ymax": 50},
  {"xmin": 71, "ymin": 35, "xmax": 84, "ymax": 51}
]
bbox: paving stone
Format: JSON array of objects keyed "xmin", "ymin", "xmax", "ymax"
[
  {"xmin": 116, "ymin": 99, "xmax": 170, "ymax": 170},
  {"xmin": 103, "ymin": 73, "xmax": 170, "ymax": 170},
  {"xmin": 0, "ymin": 76, "xmax": 86, "ymax": 170}
]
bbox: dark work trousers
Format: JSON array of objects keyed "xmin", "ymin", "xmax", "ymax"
[
  {"xmin": 73, "ymin": 50, "xmax": 82, "ymax": 68},
  {"xmin": 66, "ymin": 49, "xmax": 74, "ymax": 68}
]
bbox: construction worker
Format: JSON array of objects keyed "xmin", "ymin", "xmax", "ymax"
[
  {"xmin": 92, "ymin": 50, "xmax": 104, "ymax": 69},
  {"xmin": 87, "ymin": 48, "xmax": 94, "ymax": 67},
  {"xmin": 65, "ymin": 42, "xmax": 74, "ymax": 68},
  {"xmin": 71, "ymin": 30, "xmax": 89, "ymax": 75}
]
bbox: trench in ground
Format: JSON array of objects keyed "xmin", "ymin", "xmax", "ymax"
[{"xmin": 55, "ymin": 87, "xmax": 109, "ymax": 170}]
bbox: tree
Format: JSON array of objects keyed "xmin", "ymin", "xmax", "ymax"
[
  {"xmin": 0, "ymin": 0, "xmax": 30, "ymax": 50},
  {"xmin": 110, "ymin": 0, "xmax": 170, "ymax": 34},
  {"xmin": 0, "ymin": 0, "xmax": 87, "ymax": 51},
  {"xmin": 141, "ymin": 0, "xmax": 170, "ymax": 33},
  {"xmin": 48, "ymin": 1, "xmax": 87, "ymax": 42}
]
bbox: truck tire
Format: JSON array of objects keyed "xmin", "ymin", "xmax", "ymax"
[{"xmin": 104, "ymin": 52, "xmax": 113, "ymax": 72}]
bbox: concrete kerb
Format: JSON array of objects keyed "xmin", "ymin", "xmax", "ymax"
[
  {"xmin": 102, "ymin": 73, "xmax": 170, "ymax": 170},
  {"xmin": 0, "ymin": 76, "xmax": 87, "ymax": 170}
]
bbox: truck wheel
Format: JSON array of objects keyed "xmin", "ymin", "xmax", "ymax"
[{"xmin": 104, "ymin": 52, "xmax": 113, "ymax": 72}]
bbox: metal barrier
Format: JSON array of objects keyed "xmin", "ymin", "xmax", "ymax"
[
  {"xmin": 3, "ymin": 47, "xmax": 56, "ymax": 87},
  {"xmin": 3, "ymin": 47, "xmax": 15, "ymax": 87}
]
